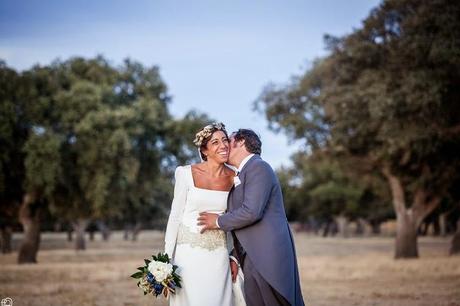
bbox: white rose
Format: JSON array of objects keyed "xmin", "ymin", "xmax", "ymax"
[{"xmin": 148, "ymin": 261, "xmax": 173, "ymax": 282}]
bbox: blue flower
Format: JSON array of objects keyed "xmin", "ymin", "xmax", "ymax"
[
  {"xmin": 154, "ymin": 283, "xmax": 164, "ymax": 295},
  {"xmin": 147, "ymin": 272, "xmax": 156, "ymax": 284}
]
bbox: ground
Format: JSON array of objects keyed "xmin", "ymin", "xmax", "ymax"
[{"xmin": 1, "ymin": 231, "xmax": 459, "ymax": 306}]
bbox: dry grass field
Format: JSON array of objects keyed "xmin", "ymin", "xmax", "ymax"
[{"xmin": 1, "ymin": 231, "xmax": 459, "ymax": 306}]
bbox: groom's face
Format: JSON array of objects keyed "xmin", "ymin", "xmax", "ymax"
[
  {"xmin": 228, "ymin": 135, "xmax": 238, "ymax": 165},
  {"xmin": 228, "ymin": 134, "xmax": 244, "ymax": 166}
]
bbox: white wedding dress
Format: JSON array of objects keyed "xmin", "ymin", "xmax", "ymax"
[{"xmin": 165, "ymin": 165, "xmax": 233, "ymax": 306}]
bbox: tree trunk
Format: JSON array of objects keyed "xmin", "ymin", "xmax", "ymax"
[
  {"xmin": 431, "ymin": 217, "xmax": 441, "ymax": 236},
  {"xmin": 53, "ymin": 221, "xmax": 62, "ymax": 232},
  {"xmin": 132, "ymin": 222, "xmax": 142, "ymax": 241},
  {"xmin": 97, "ymin": 220, "xmax": 111, "ymax": 241},
  {"xmin": 370, "ymin": 221, "xmax": 381, "ymax": 235},
  {"xmin": 356, "ymin": 218, "xmax": 371, "ymax": 236},
  {"xmin": 382, "ymin": 167, "xmax": 440, "ymax": 259},
  {"xmin": 18, "ymin": 192, "xmax": 41, "ymax": 264},
  {"xmin": 439, "ymin": 213, "xmax": 447, "ymax": 237},
  {"xmin": 322, "ymin": 221, "xmax": 332, "ymax": 237},
  {"xmin": 1, "ymin": 226, "xmax": 13, "ymax": 254},
  {"xmin": 335, "ymin": 215, "xmax": 349, "ymax": 238},
  {"xmin": 419, "ymin": 222, "xmax": 429, "ymax": 236},
  {"xmin": 395, "ymin": 211, "xmax": 419, "ymax": 258},
  {"xmin": 355, "ymin": 219, "xmax": 364, "ymax": 235},
  {"xmin": 449, "ymin": 219, "xmax": 460, "ymax": 255},
  {"xmin": 123, "ymin": 224, "xmax": 130, "ymax": 240},
  {"xmin": 72, "ymin": 219, "xmax": 89, "ymax": 250}
]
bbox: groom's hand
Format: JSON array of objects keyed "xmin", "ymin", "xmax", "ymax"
[{"xmin": 197, "ymin": 212, "xmax": 219, "ymax": 233}]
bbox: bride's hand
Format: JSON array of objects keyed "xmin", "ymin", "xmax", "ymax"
[{"xmin": 230, "ymin": 259, "xmax": 239, "ymax": 283}]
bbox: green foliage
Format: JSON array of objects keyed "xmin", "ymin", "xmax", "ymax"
[
  {"xmin": 1, "ymin": 56, "xmax": 211, "ymax": 228},
  {"xmin": 153, "ymin": 252, "xmax": 170, "ymax": 263},
  {"xmin": 23, "ymin": 131, "xmax": 62, "ymax": 197},
  {"xmin": 0, "ymin": 61, "xmax": 25, "ymax": 225},
  {"xmin": 258, "ymin": 0, "xmax": 460, "ymax": 221},
  {"xmin": 278, "ymin": 152, "xmax": 391, "ymax": 222},
  {"xmin": 164, "ymin": 110, "xmax": 213, "ymax": 166},
  {"xmin": 131, "ymin": 271, "xmax": 144, "ymax": 279}
]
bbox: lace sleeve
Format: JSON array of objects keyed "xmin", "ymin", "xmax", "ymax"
[{"xmin": 164, "ymin": 166, "xmax": 188, "ymax": 259}]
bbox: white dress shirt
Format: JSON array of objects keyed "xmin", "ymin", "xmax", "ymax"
[{"xmin": 236, "ymin": 154, "xmax": 255, "ymax": 174}]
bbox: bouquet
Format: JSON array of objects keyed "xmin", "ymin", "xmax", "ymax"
[{"xmin": 131, "ymin": 252, "xmax": 181, "ymax": 298}]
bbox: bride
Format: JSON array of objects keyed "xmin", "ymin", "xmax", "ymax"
[{"xmin": 164, "ymin": 122, "xmax": 240, "ymax": 306}]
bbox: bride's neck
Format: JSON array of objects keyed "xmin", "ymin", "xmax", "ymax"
[{"xmin": 204, "ymin": 160, "xmax": 226, "ymax": 177}]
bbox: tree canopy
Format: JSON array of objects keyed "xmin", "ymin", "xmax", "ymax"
[{"xmin": 0, "ymin": 56, "xmax": 211, "ymax": 258}]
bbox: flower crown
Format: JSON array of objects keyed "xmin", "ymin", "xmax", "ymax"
[{"xmin": 193, "ymin": 122, "xmax": 226, "ymax": 147}]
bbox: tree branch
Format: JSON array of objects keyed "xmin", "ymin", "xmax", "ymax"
[
  {"xmin": 415, "ymin": 196, "xmax": 441, "ymax": 228},
  {"xmin": 382, "ymin": 166, "xmax": 406, "ymax": 215}
]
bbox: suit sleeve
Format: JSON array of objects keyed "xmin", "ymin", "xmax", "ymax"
[
  {"xmin": 164, "ymin": 166, "xmax": 188, "ymax": 259},
  {"xmin": 218, "ymin": 162, "xmax": 273, "ymax": 231}
]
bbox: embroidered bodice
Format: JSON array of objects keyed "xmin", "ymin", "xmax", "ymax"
[{"xmin": 164, "ymin": 165, "xmax": 229, "ymax": 256}]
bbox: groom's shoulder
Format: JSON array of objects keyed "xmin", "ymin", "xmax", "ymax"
[{"xmin": 248, "ymin": 156, "xmax": 274, "ymax": 174}]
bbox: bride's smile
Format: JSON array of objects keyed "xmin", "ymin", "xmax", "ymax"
[{"xmin": 201, "ymin": 130, "xmax": 230, "ymax": 163}]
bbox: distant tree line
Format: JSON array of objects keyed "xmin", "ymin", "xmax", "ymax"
[{"xmin": 256, "ymin": 0, "xmax": 460, "ymax": 258}]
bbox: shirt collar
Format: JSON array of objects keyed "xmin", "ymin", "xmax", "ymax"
[{"xmin": 238, "ymin": 154, "xmax": 255, "ymax": 173}]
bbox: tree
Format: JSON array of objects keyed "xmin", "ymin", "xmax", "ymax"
[
  {"xmin": 1, "ymin": 56, "xmax": 215, "ymax": 259},
  {"xmin": 19, "ymin": 131, "xmax": 61, "ymax": 262},
  {"xmin": 43, "ymin": 57, "xmax": 175, "ymax": 250},
  {"xmin": 0, "ymin": 62, "xmax": 25, "ymax": 254},
  {"xmin": 256, "ymin": 0, "xmax": 460, "ymax": 258},
  {"xmin": 1, "ymin": 56, "xmax": 176, "ymax": 258}
]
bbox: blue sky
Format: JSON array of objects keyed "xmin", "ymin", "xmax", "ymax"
[{"xmin": 0, "ymin": 0, "xmax": 381, "ymax": 168}]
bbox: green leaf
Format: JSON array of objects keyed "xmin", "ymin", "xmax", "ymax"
[{"xmin": 131, "ymin": 271, "xmax": 144, "ymax": 279}]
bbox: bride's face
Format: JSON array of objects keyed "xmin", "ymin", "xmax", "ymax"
[{"xmin": 202, "ymin": 131, "xmax": 229, "ymax": 163}]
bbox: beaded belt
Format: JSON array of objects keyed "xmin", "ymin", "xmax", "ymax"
[{"xmin": 177, "ymin": 223, "xmax": 226, "ymax": 251}]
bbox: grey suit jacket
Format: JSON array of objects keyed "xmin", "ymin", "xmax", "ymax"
[{"xmin": 218, "ymin": 155, "xmax": 304, "ymax": 306}]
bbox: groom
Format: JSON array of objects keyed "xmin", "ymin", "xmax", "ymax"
[{"xmin": 198, "ymin": 129, "xmax": 305, "ymax": 306}]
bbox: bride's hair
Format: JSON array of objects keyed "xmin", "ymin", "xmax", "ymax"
[{"xmin": 193, "ymin": 122, "xmax": 228, "ymax": 161}]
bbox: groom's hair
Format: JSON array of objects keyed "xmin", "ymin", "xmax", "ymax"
[{"xmin": 233, "ymin": 129, "xmax": 262, "ymax": 155}]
